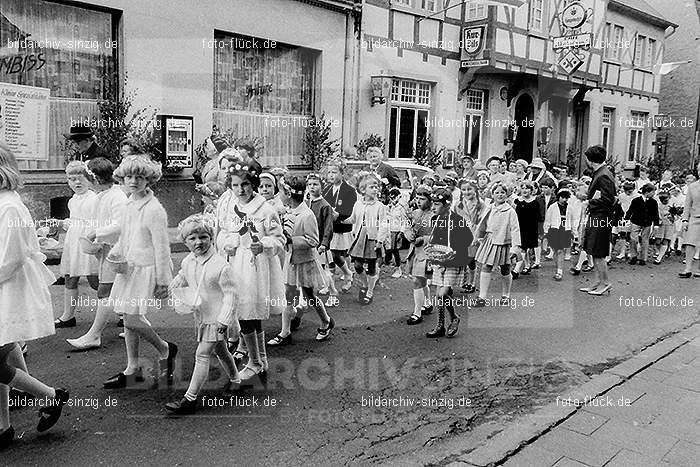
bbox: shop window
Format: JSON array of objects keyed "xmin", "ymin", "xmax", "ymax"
[
  {"xmin": 0, "ymin": 0, "xmax": 116, "ymax": 170},
  {"xmin": 627, "ymin": 111, "xmax": 647, "ymax": 162},
  {"xmin": 213, "ymin": 31, "xmax": 316, "ymax": 115},
  {"xmin": 601, "ymin": 107, "xmax": 614, "ymax": 156}
]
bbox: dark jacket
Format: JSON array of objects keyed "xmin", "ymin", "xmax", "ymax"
[
  {"xmin": 428, "ymin": 210, "xmax": 473, "ymax": 268},
  {"xmin": 322, "ymin": 181, "xmax": 357, "ymax": 234},
  {"xmin": 79, "ymin": 142, "xmax": 110, "ymax": 162},
  {"xmin": 373, "ymin": 162, "xmax": 401, "ymax": 188},
  {"xmin": 587, "ymin": 165, "xmax": 617, "ymax": 218},
  {"xmin": 625, "ymin": 195, "xmax": 660, "ymax": 227},
  {"xmin": 306, "ymin": 197, "xmax": 334, "ymax": 250}
]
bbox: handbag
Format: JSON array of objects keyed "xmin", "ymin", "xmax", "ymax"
[
  {"xmin": 171, "ymin": 260, "xmax": 207, "ymax": 315},
  {"xmin": 424, "ymin": 212, "xmax": 456, "ymax": 265}
]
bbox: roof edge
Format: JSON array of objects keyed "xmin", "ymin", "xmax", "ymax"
[{"xmin": 609, "ymin": 0, "xmax": 678, "ymax": 29}]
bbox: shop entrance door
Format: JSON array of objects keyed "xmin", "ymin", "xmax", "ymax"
[{"xmin": 513, "ymin": 94, "xmax": 535, "ymax": 162}]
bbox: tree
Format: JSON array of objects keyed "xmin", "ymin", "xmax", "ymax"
[
  {"xmin": 354, "ymin": 134, "xmax": 384, "ymax": 160},
  {"xmin": 301, "ymin": 113, "xmax": 340, "ymax": 170},
  {"xmin": 413, "ymin": 134, "xmax": 443, "ymax": 169}
]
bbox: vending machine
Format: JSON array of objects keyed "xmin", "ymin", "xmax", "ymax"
[{"xmin": 158, "ymin": 115, "xmax": 194, "ymax": 168}]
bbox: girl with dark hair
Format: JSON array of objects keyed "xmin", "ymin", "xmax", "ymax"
[{"xmin": 220, "ymin": 162, "xmax": 285, "ymax": 385}]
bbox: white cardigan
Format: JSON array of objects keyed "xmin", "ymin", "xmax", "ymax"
[{"xmin": 543, "ymin": 202, "xmax": 576, "ymax": 233}]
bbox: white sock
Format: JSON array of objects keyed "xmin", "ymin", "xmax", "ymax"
[
  {"xmin": 534, "ymin": 247, "xmax": 541, "ymax": 264},
  {"xmin": 413, "ymin": 289, "xmax": 424, "ymax": 316},
  {"xmin": 501, "ymin": 272, "xmax": 512, "ymax": 298},
  {"xmin": 423, "ymin": 286, "xmax": 432, "ymax": 306},
  {"xmin": 367, "ymin": 274, "xmax": 379, "ymax": 297},
  {"xmin": 479, "ymin": 272, "xmax": 492, "ymax": 299},
  {"xmin": 557, "ymin": 268, "xmax": 563, "ymax": 275}
]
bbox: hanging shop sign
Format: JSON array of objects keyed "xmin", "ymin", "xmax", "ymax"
[
  {"xmin": 463, "ymin": 26, "xmax": 485, "ymax": 55},
  {"xmin": 560, "ymin": 2, "xmax": 589, "ymax": 29},
  {"xmin": 552, "ymin": 33, "xmax": 592, "ymax": 51},
  {"xmin": 0, "ymin": 82, "xmax": 50, "ymax": 160},
  {"xmin": 461, "ymin": 59, "xmax": 489, "ymax": 68},
  {"xmin": 159, "ymin": 115, "xmax": 194, "ymax": 168},
  {"xmin": 558, "ymin": 50, "xmax": 584, "ymax": 74}
]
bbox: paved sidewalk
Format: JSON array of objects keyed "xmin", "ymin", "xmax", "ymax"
[{"xmin": 503, "ymin": 333, "xmax": 700, "ymax": 466}]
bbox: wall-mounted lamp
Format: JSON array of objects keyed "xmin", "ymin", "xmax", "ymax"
[{"xmin": 370, "ymin": 75, "xmax": 392, "ymax": 106}]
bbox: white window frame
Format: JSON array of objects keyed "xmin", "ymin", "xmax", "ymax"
[
  {"xmin": 601, "ymin": 107, "xmax": 614, "ymax": 156},
  {"xmin": 389, "ymin": 107, "xmax": 431, "ymax": 159},
  {"xmin": 466, "ymin": 0, "xmax": 487, "ymax": 20},
  {"xmin": 393, "ymin": 0, "xmax": 412, "ymax": 6},
  {"xmin": 419, "ymin": 0, "xmax": 436, "ymax": 12},
  {"xmin": 529, "ymin": 0, "xmax": 547, "ymax": 33},
  {"xmin": 391, "ymin": 79, "xmax": 431, "ymax": 107},
  {"xmin": 634, "ymin": 34, "xmax": 646, "ymax": 67},
  {"xmin": 606, "ymin": 24, "xmax": 624, "ymax": 61},
  {"xmin": 464, "ymin": 89, "xmax": 485, "ymax": 159},
  {"xmin": 627, "ymin": 111, "xmax": 647, "ymax": 162},
  {"xmin": 645, "ymin": 38, "xmax": 656, "ymax": 68}
]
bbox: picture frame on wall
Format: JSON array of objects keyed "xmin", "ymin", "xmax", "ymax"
[{"xmin": 443, "ymin": 149, "xmax": 456, "ymax": 168}]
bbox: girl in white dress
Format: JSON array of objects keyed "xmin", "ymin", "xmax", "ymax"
[
  {"xmin": 0, "ymin": 145, "xmax": 69, "ymax": 448},
  {"xmin": 66, "ymin": 157, "xmax": 128, "ymax": 349},
  {"xmin": 54, "ymin": 161, "xmax": 99, "ymax": 328},
  {"xmin": 165, "ymin": 215, "xmax": 240, "ymax": 415},
  {"xmin": 220, "ymin": 162, "xmax": 286, "ymax": 386},
  {"xmin": 102, "ymin": 155, "xmax": 178, "ymax": 390}
]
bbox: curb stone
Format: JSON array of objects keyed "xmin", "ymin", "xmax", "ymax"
[{"xmin": 454, "ymin": 322, "xmax": 700, "ymax": 467}]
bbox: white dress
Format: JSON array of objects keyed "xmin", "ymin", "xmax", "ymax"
[
  {"xmin": 93, "ymin": 185, "xmax": 128, "ymax": 283},
  {"xmin": 109, "ymin": 190, "xmax": 173, "ymax": 316},
  {"xmin": 0, "ymin": 191, "xmax": 56, "ymax": 346},
  {"xmin": 220, "ymin": 194, "xmax": 285, "ymax": 320},
  {"xmin": 60, "ymin": 190, "xmax": 99, "ymax": 276}
]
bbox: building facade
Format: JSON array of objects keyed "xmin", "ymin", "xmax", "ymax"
[
  {"xmin": 0, "ymin": 0, "xmax": 357, "ymax": 223},
  {"xmin": 356, "ymin": 0, "xmax": 676, "ymax": 176}
]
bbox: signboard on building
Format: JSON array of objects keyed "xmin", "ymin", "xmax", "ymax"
[
  {"xmin": 559, "ymin": 50, "xmax": 584, "ymax": 74},
  {"xmin": 560, "ymin": 2, "xmax": 589, "ymax": 29},
  {"xmin": 461, "ymin": 59, "xmax": 489, "ymax": 68},
  {"xmin": 0, "ymin": 83, "xmax": 50, "ymax": 161},
  {"xmin": 160, "ymin": 115, "xmax": 194, "ymax": 168},
  {"xmin": 463, "ymin": 26, "xmax": 485, "ymax": 55},
  {"xmin": 553, "ymin": 33, "xmax": 592, "ymax": 51}
]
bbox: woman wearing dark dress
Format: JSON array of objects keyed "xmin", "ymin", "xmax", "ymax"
[
  {"xmin": 581, "ymin": 146, "xmax": 616, "ymax": 296},
  {"xmin": 513, "ymin": 181, "xmax": 541, "ymax": 276}
]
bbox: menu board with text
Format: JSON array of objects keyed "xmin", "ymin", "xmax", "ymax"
[{"xmin": 0, "ymin": 82, "xmax": 50, "ymax": 160}]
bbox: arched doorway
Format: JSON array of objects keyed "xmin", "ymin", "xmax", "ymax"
[{"xmin": 513, "ymin": 94, "xmax": 535, "ymax": 162}]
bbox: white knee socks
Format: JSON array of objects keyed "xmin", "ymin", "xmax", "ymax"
[
  {"xmin": 501, "ymin": 272, "xmax": 513, "ymax": 298},
  {"xmin": 367, "ymin": 274, "xmax": 379, "ymax": 298},
  {"xmin": 479, "ymin": 272, "xmax": 492, "ymax": 299},
  {"xmin": 413, "ymin": 289, "xmax": 425, "ymax": 316}
]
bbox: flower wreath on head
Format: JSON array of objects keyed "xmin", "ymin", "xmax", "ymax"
[
  {"xmin": 283, "ymin": 182, "xmax": 305, "ymax": 196},
  {"xmin": 226, "ymin": 163, "xmax": 258, "ymax": 177}
]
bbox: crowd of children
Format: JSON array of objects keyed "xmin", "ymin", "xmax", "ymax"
[{"xmin": 2, "ymin": 137, "xmax": 700, "ymax": 446}]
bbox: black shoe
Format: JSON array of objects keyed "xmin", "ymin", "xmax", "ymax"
[
  {"xmin": 37, "ymin": 388, "xmax": 69, "ymax": 432},
  {"xmin": 420, "ymin": 304, "xmax": 433, "ymax": 315},
  {"xmin": 52, "ymin": 276, "xmax": 65, "ymax": 286},
  {"xmin": 117, "ymin": 318, "xmax": 124, "ymax": 328},
  {"xmin": 227, "ymin": 339, "xmax": 239, "ymax": 354},
  {"xmin": 462, "ymin": 284, "xmax": 476, "ymax": 294},
  {"xmin": 54, "ymin": 317, "xmax": 76, "ymax": 328},
  {"xmin": 628, "ymin": 257, "xmax": 638, "ymax": 265},
  {"xmin": 407, "ymin": 314, "xmax": 423, "ymax": 325},
  {"xmin": 638, "ymin": 260, "xmax": 646, "ymax": 266},
  {"xmin": 472, "ymin": 298, "xmax": 486, "ymax": 308},
  {"xmin": 511, "ymin": 271, "xmax": 519, "ymax": 280},
  {"xmin": 9, "ymin": 389, "xmax": 34, "ymax": 412},
  {"xmin": 426, "ymin": 326, "xmax": 445, "ymax": 338},
  {"xmin": 290, "ymin": 316, "xmax": 302, "ymax": 332},
  {"xmin": 223, "ymin": 380, "xmax": 242, "ymax": 394},
  {"xmin": 678, "ymin": 272, "xmax": 692, "ymax": 278},
  {"xmin": 165, "ymin": 397, "xmax": 198, "ymax": 415},
  {"xmin": 160, "ymin": 342, "xmax": 179, "ymax": 384},
  {"xmin": 0, "ymin": 426, "xmax": 14, "ymax": 450},
  {"xmin": 103, "ymin": 369, "xmax": 144, "ymax": 389},
  {"xmin": 570, "ymin": 268, "xmax": 581, "ymax": 276},
  {"xmin": 267, "ymin": 334, "xmax": 293, "ymax": 346}
]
